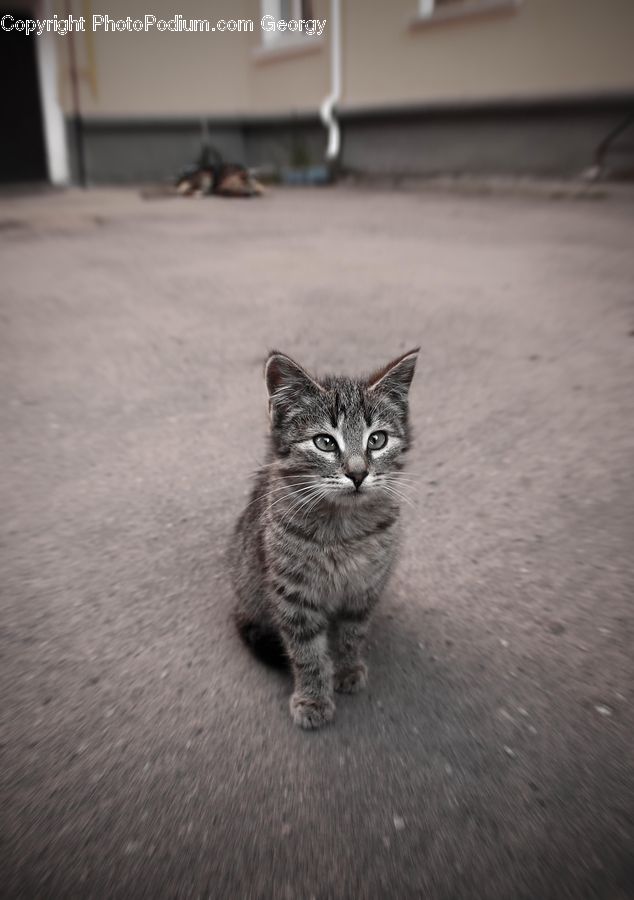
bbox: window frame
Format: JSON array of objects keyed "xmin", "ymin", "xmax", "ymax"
[{"xmin": 414, "ymin": 0, "xmax": 522, "ymax": 28}]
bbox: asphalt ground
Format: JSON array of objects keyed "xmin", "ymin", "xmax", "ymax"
[{"xmin": 1, "ymin": 185, "xmax": 633, "ymax": 899}]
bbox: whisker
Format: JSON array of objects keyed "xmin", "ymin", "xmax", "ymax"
[
  {"xmin": 382, "ymin": 476, "xmax": 421, "ymax": 493},
  {"xmin": 266, "ymin": 484, "xmax": 320, "ymax": 513},
  {"xmin": 381, "ymin": 472, "xmax": 422, "ymax": 483},
  {"xmin": 278, "ymin": 486, "xmax": 327, "ymax": 537},
  {"xmin": 239, "ymin": 481, "xmax": 317, "ymax": 512},
  {"xmin": 381, "ymin": 480, "xmax": 419, "ymax": 493},
  {"xmin": 375, "ymin": 476, "xmax": 417, "ymax": 492},
  {"xmin": 380, "ymin": 483, "xmax": 416, "ymax": 510},
  {"xmin": 383, "ymin": 492, "xmax": 415, "ymax": 512},
  {"xmin": 241, "ymin": 467, "xmax": 312, "ymax": 482}
]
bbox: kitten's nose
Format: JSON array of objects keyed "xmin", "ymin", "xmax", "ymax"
[
  {"xmin": 345, "ymin": 457, "xmax": 368, "ymax": 490},
  {"xmin": 347, "ymin": 471, "xmax": 367, "ymax": 489}
]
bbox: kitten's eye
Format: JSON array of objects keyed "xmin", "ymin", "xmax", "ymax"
[
  {"xmin": 313, "ymin": 434, "xmax": 338, "ymax": 453},
  {"xmin": 367, "ymin": 431, "xmax": 387, "ymax": 451}
]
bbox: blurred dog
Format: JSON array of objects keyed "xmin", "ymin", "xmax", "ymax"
[
  {"xmin": 176, "ymin": 162, "xmax": 265, "ymax": 198},
  {"xmin": 141, "ymin": 145, "xmax": 265, "ymax": 199}
]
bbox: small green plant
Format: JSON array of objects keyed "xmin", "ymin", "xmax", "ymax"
[{"xmin": 290, "ymin": 139, "xmax": 311, "ymax": 169}]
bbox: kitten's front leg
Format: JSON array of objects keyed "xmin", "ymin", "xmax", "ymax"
[
  {"xmin": 332, "ymin": 611, "xmax": 371, "ymax": 694},
  {"xmin": 276, "ymin": 593, "xmax": 335, "ymax": 729}
]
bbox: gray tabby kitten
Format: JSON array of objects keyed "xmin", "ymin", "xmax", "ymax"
[{"xmin": 230, "ymin": 348, "xmax": 419, "ymax": 729}]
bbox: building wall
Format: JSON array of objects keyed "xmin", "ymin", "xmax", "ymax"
[
  {"xmin": 244, "ymin": 0, "xmax": 330, "ymax": 116},
  {"xmin": 48, "ymin": 0, "xmax": 634, "ymax": 182},
  {"xmin": 66, "ymin": 119, "xmax": 248, "ymax": 183},
  {"xmin": 341, "ymin": 100, "xmax": 634, "ymax": 177},
  {"xmin": 55, "ymin": 0, "xmax": 329, "ymax": 118},
  {"xmin": 342, "ymin": 0, "xmax": 634, "ymax": 110},
  {"xmin": 55, "ymin": 0, "xmax": 634, "ymax": 119}
]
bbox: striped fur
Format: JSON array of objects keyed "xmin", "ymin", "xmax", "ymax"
[{"xmin": 230, "ymin": 349, "xmax": 419, "ymax": 729}]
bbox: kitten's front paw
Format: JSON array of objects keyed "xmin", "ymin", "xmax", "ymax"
[
  {"xmin": 290, "ymin": 693, "xmax": 335, "ymax": 730},
  {"xmin": 334, "ymin": 663, "xmax": 368, "ymax": 694}
]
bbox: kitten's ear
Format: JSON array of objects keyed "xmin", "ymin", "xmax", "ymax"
[
  {"xmin": 367, "ymin": 347, "xmax": 420, "ymax": 400},
  {"xmin": 264, "ymin": 351, "xmax": 323, "ymax": 419}
]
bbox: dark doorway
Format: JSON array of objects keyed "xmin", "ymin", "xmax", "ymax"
[{"xmin": 0, "ymin": 10, "xmax": 48, "ymax": 182}]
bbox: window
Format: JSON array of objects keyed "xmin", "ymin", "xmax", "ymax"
[
  {"xmin": 416, "ymin": 0, "xmax": 520, "ymax": 24},
  {"xmin": 419, "ymin": 0, "xmax": 465, "ymax": 13},
  {"xmin": 261, "ymin": 0, "xmax": 316, "ymax": 46}
]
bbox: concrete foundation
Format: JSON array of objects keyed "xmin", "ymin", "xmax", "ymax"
[{"xmin": 66, "ymin": 96, "xmax": 634, "ymax": 184}]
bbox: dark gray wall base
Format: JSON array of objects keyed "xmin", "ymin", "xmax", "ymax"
[
  {"xmin": 66, "ymin": 119, "xmax": 247, "ymax": 185},
  {"xmin": 244, "ymin": 120, "xmax": 326, "ymax": 173},
  {"xmin": 66, "ymin": 97, "xmax": 634, "ymax": 185},
  {"xmin": 341, "ymin": 103, "xmax": 634, "ymax": 179}
]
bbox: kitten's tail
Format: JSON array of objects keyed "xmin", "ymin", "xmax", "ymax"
[{"xmin": 234, "ymin": 612, "xmax": 288, "ymax": 669}]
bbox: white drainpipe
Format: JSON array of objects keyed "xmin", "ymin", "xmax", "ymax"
[
  {"xmin": 320, "ymin": 0, "xmax": 342, "ymax": 162},
  {"xmin": 35, "ymin": 0, "xmax": 70, "ymax": 184}
]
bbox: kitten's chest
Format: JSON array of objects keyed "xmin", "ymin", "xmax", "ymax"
[{"xmin": 302, "ymin": 528, "xmax": 396, "ymax": 599}]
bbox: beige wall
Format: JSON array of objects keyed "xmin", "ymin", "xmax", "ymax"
[
  {"xmin": 244, "ymin": 0, "xmax": 330, "ymax": 115},
  {"xmin": 56, "ymin": 0, "xmax": 329, "ymax": 117},
  {"xmin": 56, "ymin": 0, "xmax": 249, "ymax": 116},
  {"xmin": 343, "ymin": 0, "xmax": 634, "ymax": 108},
  {"xmin": 54, "ymin": 0, "xmax": 634, "ymax": 118}
]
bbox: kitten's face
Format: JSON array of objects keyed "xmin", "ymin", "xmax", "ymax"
[{"xmin": 264, "ymin": 350, "xmax": 418, "ymax": 503}]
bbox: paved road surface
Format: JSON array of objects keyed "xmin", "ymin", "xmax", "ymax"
[{"xmin": 1, "ymin": 186, "xmax": 633, "ymax": 899}]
